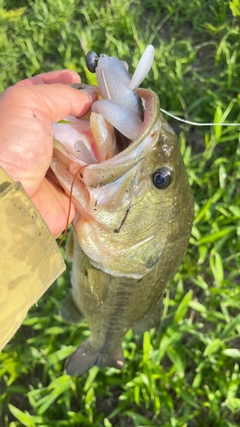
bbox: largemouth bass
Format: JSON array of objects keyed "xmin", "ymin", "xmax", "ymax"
[{"xmin": 51, "ymin": 46, "xmax": 194, "ymax": 376}]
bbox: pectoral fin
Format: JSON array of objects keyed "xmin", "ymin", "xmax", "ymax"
[
  {"xmin": 59, "ymin": 291, "xmax": 83, "ymax": 324},
  {"xmin": 65, "ymin": 338, "xmax": 125, "ymax": 376},
  {"xmin": 132, "ymin": 296, "xmax": 164, "ymax": 334}
]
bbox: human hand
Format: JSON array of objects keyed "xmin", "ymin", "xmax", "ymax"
[{"xmin": 0, "ymin": 70, "xmax": 97, "ymax": 237}]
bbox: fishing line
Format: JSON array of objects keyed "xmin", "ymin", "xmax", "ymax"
[
  {"xmin": 58, "ymin": 166, "xmax": 85, "ymax": 248},
  {"xmin": 160, "ymin": 108, "xmax": 240, "ymax": 127}
]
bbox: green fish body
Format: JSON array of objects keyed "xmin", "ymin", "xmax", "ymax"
[{"xmin": 51, "ymin": 48, "xmax": 194, "ymax": 375}]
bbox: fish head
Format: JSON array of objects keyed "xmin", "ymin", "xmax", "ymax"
[
  {"xmin": 51, "ymin": 47, "xmax": 194, "ymax": 279},
  {"xmin": 51, "ymin": 89, "xmax": 193, "ymax": 279}
]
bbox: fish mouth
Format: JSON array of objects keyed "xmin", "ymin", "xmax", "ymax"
[
  {"xmin": 52, "ymin": 88, "xmax": 160, "ymax": 186},
  {"xmin": 83, "ymin": 89, "xmax": 160, "ymax": 188}
]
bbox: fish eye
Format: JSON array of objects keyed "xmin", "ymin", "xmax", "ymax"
[
  {"xmin": 152, "ymin": 166, "xmax": 172, "ymax": 189},
  {"xmin": 86, "ymin": 51, "xmax": 99, "ymax": 73}
]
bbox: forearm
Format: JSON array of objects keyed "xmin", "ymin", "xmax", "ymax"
[{"xmin": 0, "ymin": 166, "xmax": 65, "ymax": 350}]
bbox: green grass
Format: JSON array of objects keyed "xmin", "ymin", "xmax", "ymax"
[{"xmin": 1, "ymin": 0, "xmax": 240, "ymax": 426}]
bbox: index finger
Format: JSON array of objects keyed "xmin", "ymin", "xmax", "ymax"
[
  {"xmin": 16, "ymin": 70, "xmax": 81, "ymax": 86},
  {"xmin": 1, "ymin": 82, "xmax": 98, "ymax": 124}
]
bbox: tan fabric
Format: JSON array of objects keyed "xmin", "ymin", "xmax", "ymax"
[{"xmin": 0, "ymin": 166, "xmax": 65, "ymax": 350}]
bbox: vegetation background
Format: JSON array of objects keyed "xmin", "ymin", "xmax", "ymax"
[{"xmin": 0, "ymin": 0, "xmax": 240, "ymax": 426}]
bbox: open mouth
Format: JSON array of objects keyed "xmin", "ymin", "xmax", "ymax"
[
  {"xmin": 51, "ymin": 86, "xmax": 160, "ymax": 193},
  {"xmin": 52, "ymin": 45, "xmax": 155, "ymax": 170}
]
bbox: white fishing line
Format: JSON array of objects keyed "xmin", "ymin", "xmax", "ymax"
[{"xmin": 160, "ymin": 108, "xmax": 240, "ymax": 127}]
